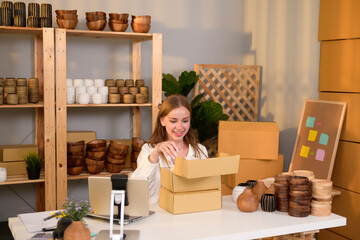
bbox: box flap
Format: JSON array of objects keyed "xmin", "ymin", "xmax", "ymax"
[
  {"xmin": 219, "ymin": 121, "xmax": 279, "ymax": 132},
  {"xmin": 174, "ymin": 155, "xmax": 239, "ymax": 179}
]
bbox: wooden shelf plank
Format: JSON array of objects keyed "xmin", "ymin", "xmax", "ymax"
[
  {"xmin": 65, "ymin": 29, "xmax": 154, "ymax": 41},
  {"xmin": 67, "ymin": 103, "xmax": 152, "ymax": 107},
  {"xmin": 67, "ymin": 169, "xmax": 133, "ymax": 180},
  {"xmin": 0, "ymin": 26, "xmax": 43, "ymax": 35},
  {"xmin": 0, "ymin": 174, "xmax": 45, "ymax": 185},
  {"xmin": 0, "ymin": 102, "xmax": 44, "ymax": 108}
]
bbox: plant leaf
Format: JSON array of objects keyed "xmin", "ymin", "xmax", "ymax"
[
  {"xmin": 162, "ymin": 73, "xmax": 180, "ymax": 96},
  {"xmin": 179, "ymin": 71, "xmax": 199, "ymax": 97},
  {"xmin": 199, "ymin": 100, "xmax": 224, "ymax": 123}
]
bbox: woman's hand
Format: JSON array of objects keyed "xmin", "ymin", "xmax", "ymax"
[{"xmin": 148, "ymin": 141, "xmax": 179, "ymax": 163}]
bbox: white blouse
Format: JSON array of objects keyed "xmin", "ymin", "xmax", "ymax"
[{"xmin": 130, "ymin": 143, "xmax": 208, "ymax": 203}]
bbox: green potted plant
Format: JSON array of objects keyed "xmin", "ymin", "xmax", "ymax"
[
  {"xmin": 24, "ymin": 152, "xmax": 43, "ymax": 179},
  {"xmin": 162, "ymin": 71, "xmax": 229, "ymax": 150}
]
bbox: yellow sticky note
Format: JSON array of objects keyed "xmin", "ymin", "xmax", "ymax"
[
  {"xmin": 308, "ymin": 130, "xmax": 318, "ymax": 142},
  {"xmin": 300, "ymin": 145, "xmax": 310, "ymax": 158}
]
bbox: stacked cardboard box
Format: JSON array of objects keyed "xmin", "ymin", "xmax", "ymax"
[
  {"xmin": 219, "ymin": 121, "xmax": 283, "ymax": 189},
  {"xmin": 0, "ymin": 144, "xmax": 38, "ymax": 175},
  {"xmin": 159, "ymin": 155, "xmax": 239, "ymax": 214}
]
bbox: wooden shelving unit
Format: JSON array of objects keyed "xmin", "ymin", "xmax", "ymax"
[
  {"xmin": 0, "ymin": 27, "xmax": 56, "ymax": 211},
  {"xmin": 55, "ymin": 29, "xmax": 162, "ymax": 208}
]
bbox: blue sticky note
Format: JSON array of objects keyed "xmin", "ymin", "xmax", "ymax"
[
  {"xmin": 306, "ymin": 116, "xmax": 315, "ymax": 128},
  {"xmin": 91, "ymin": 232, "xmax": 97, "ymax": 237},
  {"xmin": 319, "ymin": 133, "xmax": 329, "ymax": 146}
]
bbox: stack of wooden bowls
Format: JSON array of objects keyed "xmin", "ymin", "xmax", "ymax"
[
  {"xmin": 131, "ymin": 137, "xmax": 146, "ymax": 169},
  {"xmin": 67, "ymin": 141, "xmax": 85, "ymax": 175},
  {"xmin": 86, "ymin": 139, "xmax": 106, "ymax": 174},
  {"xmin": 0, "ymin": 78, "xmax": 3, "ymax": 105},
  {"xmin": 311, "ymin": 179, "xmax": 333, "ymax": 217},
  {"xmin": 131, "ymin": 15, "xmax": 151, "ymax": 33},
  {"xmin": 106, "ymin": 140, "xmax": 129, "ymax": 173},
  {"xmin": 16, "ymin": 78, "xmax": 28, "ymax": 104},
  {"xmin": 4, "ymin": 78, "xmax": 16, "ymax": 104},
  {"xmin": 28, "ymin": 78, "xmax": 39, "ymax": 103},
  {"xmin": 108, "ymin": 13, "xmax": 128, "ymax": 32},
  {"xmin": 86, "ymin": 11, "xmax": 106, "ymax": 31},
  {"xmin": 56, "ymin": 10, "xmax": 78, "ymax": 29},
  {"xmin": 274, "ymin": 174, "xmax": 290, "ymax": 212},
  {"xmin": 288, "ymin": 176, "xmax": 312, "ymax": 217}
]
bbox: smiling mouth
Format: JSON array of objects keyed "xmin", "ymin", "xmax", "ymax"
[{"xmin": 173, "ymin": 131, "xmax": 184, "ymax": 137}]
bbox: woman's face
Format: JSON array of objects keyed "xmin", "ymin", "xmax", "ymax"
[{"xmin": 160, "ymin": 106, "xmax": 191, "ymax": 142}]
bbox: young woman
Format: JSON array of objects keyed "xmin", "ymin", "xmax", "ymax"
[{"xmin": 131, "ymin": 94, "xmax": 208, "ymax": 203}]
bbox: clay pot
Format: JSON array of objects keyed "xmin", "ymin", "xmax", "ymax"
[
  {"xmin": 252, "ymin": 181, "xmax": 268, "ymax": 201},
  {"xmin": 237, "ymin": 188, "xmax": 259, "ymax": 212},
  {"xmin": 63, "ymin": 221, "xmax": 90, "ymax": 240}
]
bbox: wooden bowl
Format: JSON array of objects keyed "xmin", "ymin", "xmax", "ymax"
[
  {"xmin": 132, "ymin": 137, "xmax": 146, "ymax": 151},
  {"xmin": 107, "ymin": 156, "xmax": 125, "ymax": 164},
  {"xmin": 131, "ymin": 15, "xmax": 151, "ymax": 21},
  {"xmin": 87, "ymin": 146, "xmax": 107, "ymax": 152},
  {"xmin": 55, "ymin": 9, "xmax": 77, "ymax": 15},
  {"xmin": 67, "ymin": 166, "xmax": 83, "ymax": 175},
  {"xmin": 109, "ymin": 19, "xmax": 129, "ymax": 24},
  {"xmin": 107, "ymin": 151, "xmax": 123, "ymax": 159},
  {"xmin": 57, "ymin": 14, "xmax": 78, "ymax": 20},
  {"xmin": 106, "ymin": 163, "xmax": 124, "ymax": 173},
  {"xmin": 67, "ymin": 144, "xmax": 84, "ymax": 152},
  {"xmin": 86, "ymin": 20, "xmax": 107, "ymax": 31},
  {"xmin": 86, "ymin": 11, "xmax": 106, "ymax": 17},
  {"xmin": 67, "ymin": 151, "xmax": 84, "ymax": 157},
  {"xmin": 67, "ymin": 157, "xmax": 84, "ymax": 167},
  {"xmin": 67, "ymin": 140, "xmax": 85, "ymax": 146},
  {"xmin": 86, "ymin": 151, "xmax": 106, "ymax": 159},
  {"xmin": 109, "ymin": 13, "xmax": 129, "ymax": 20},
  {"xmin": 57, "ymin": 19, "xmax": 78, "ymax": 29},
  {"xmin": 109, "ymin": 22, "xmax": 128, "ymax": 32},
  {"xmin": 108, "ymin": 146, "xmax": 126, "ymax": 155},
  {"xmin": 85, "ymin": 158, "xmax": 104, "ymax": 165},
  {"xmin": 110, "ymin": 140, "xmax": 129, "ymax": 151},
  {"xmin": 86, "ymin": 14, "xmax": 106, "ymax": 22},
  {"xmin": 87, "ymin": 139, "xmax": 107, "ymax": 148},
  {"xmin": 86, "ymin": 161, "xmax": 105, "ymax": 174},
  {"xmin": 131, "ymin": 23, "xmax": 150, "ymax": 33}
]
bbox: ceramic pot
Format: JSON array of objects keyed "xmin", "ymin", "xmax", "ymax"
[
  {"xmin": 26, "ymin": 167, "xmax": 41, "ymax": 179},
  {"xmin": 261, "ymin": 194, "xmax": 277, "ymax": 212},
  {"xmin": 63, "ymin": 221, "xmax": 91, "ymax": 240},
  {"xmin": 252, "ymin": 181, "xmax": 268, "ymax": 201},
  {"xmin": 246, "ymin": 179, "xmax": 257, "ymax": 189},
  {"xmin": 237, "ymin": 188, "xmax": 259, "ymax": 212},
  {"xmin": 232, "ymin": 185, "xmax": 246, "ymax": 202}
]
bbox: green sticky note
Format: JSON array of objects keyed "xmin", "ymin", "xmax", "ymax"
[
  {"xmin": 306, "ymin": 116, "xmax": 315, "ymax": 128},
  {"xmin": 319, "ymin": 133, "xmax": 329, "ymax": 146}
]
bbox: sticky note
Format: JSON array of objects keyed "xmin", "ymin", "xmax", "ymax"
[
  {"xmin": 316, "ymin": 149, "xmax": 325, "ymax": 161},
  {"xmin": 319, "ymin": 133, "xmax": 329, "ymax": 146},
  {"xmin": 308, "ymin": 130, "xmax": 318, "ymax": 141},
  {"xmin": 300, "ymin": 145, "xmax": 310, "ymax": 158},
  {"xmin": 306, "ymin": 116, "xmax": 315, "ymax": 128}
]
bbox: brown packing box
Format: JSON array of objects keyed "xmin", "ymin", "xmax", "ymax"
[
  {"xmin": 221, "ymin": 183, "xmax": 233, "ymax": 196},
  {"xmin": 222, "ymin": 154, "xmax": 284, "ymax": 188},
  {"xmin": 0, "ymin": 144, "xmax": 38, "ymax": 162},
  {"xmin": 173, "ymin": 155, "xmax": 240, "ymax": 179},
  {"xmin": 161, "ymin": 167, "xmax": 221, "ymax": 193},
  {"xmin": 317, "ymin": 229, "xmax": 348, "ymax": 240},
  {"xmin": 218, "ymin": 121, "xmax": 279, "ymax": 160},
  {"xmin": 159, "ymin": 187, "xmax": 221, "ymax": 214},
  {"xmin": 0, "ymin": 161, "xmax": 27, "ymax": 175},
  {"xmin": 106, "ymin": 139, "xmax": 132, "ymax": 168},
  {"xmin": 67, "ymin": 131, "xmax": 96, "ymax": 144}
]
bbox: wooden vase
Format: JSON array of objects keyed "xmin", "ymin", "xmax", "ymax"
[
  {"xmin": 237, "ymin": 188, "xmax": 259, "ymax": 212},
  {"xmin": 252, "ymin": 181, "xmax": 268, "ymax": 201},
  {"xmin": 260, "ymin": 193, "xmax": 277, "ymax": 212},
  {"xmin": 63, "ymin": 221, "xmax": 91, "ymax": 240}
]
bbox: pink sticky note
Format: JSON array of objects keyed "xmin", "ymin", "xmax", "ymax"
[{"xmin": 315, "ymin": 149, "xmax": 325, "ymax": 161}]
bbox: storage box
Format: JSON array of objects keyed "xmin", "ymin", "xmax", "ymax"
[
  {"xmin": 106, "ymin": 139, "xmax": 132, "ymax": 168},
  {"xmin": 221, "ymin": 183, "xmax": 233, "ymax": 196},
  {"xmin": 0, "ymin": 161, "xmax": 27, "ymax": 175},
  {"xmin": 0, "ymin": 144, "xmax": 38, "ymax": 162},
  {"xmin": 159, "ymin": 187, "xmax": 221, "ymax": 214},
  {"xmin": 222, "ymin": 154, "xmax": 284, "ymax": 188},
  {"xmin": 173, "ymin": 155, "xmax": 240, "ymax": 179},
  {"xmin": 218, "ymin": 121, "xmax": 279, "ymax": 160},
  {"xmin": 67, "ymin": 131, "xmax": 96, "ymax": 144},
  {"xmin": 161, "ymin": 167, "xmax": 221, "ymax": 192}
]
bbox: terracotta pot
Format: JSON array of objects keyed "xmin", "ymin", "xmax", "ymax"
[
  {"xmin": 63, "ymin": 221, "xmax": 90, "ymax": 240},
  {"xmin": 252, "ymin": 181, "xmax": 268, "ymax": 201},
  {"xmin": 237, "ymin": 188, "xmax": 259, "ymax": 212}
]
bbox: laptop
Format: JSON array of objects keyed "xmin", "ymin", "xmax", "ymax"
[{"xmin": 88, "ymin": 176, "xmax": 154, "ymax": 224}]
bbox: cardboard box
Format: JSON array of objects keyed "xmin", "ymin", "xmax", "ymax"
[
  {"xmin": 221, "ymin": 183, "xmax": 233, "ymax": 196},
  {"xmin": 317, "ymin": 229, "xmax": 348, "ymax": 240},
  {"xmin": 106, "ymin": 139, "xmax": 132, "ymax": 168},
  {"xmin": 173, "ymin": 155, "xmax": 240, "ymax": 179},
  {"xmin": 222, "ymin": 154, "xmax": 284, "ymax": 188},
  {"xmin": 161, "ymin": 167, "xmax": 221, "ymax": 192},
  {"xmin": 67, "ymin": 131, "xmax": 96, "ymax": 144},
  {"xmin": 159, "ymin": 187, "xmax": 221, "ymax": 214},
  {"xmin": 0, "ymin": 161, "xmax": 27, "ymax": 175},
  {"xmin": 0, "ymin": 144, "xmax": 38, "ymax": 162},
  {"xmin": 218, "ymin": 121, "xmax": 279, "ymax": 160}
]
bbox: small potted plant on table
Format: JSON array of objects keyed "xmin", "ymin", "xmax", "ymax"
[{"xmin": 24, "ymin": 152, "xmax": 43, "ymax": 180}]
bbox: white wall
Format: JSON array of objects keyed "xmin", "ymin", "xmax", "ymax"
[{"xmin": 0, "ymin": 0, "xmax": 320, "ymax": 220}]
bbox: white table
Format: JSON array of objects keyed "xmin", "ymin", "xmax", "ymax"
[{"xmin": 9, "ymin": 196, "xmax": 346, "ymax": 240}]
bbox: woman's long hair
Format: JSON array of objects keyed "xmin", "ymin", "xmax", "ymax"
[{"xmin": 148, "ymin": 94, "xmax": 204, "ymax": 158}]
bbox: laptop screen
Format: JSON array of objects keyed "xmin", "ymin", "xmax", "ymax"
[{"xmin": 88, "ymin": 176, "xmax": 150, "ymax": 217}]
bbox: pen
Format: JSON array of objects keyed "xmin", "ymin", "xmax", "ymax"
[{"xmin": 43, "ymin": 211, "xmax": 62, "ymax": 221}]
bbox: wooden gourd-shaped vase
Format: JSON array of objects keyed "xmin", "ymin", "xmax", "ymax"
[
  {"xmin": 237, "ymin": 188, "xmax": 259, "ymax": 212},
  {"xmin": 63, "ymin": 221, "xmax": 91, "ymax": 240},
  {"xmin": 252, "ymin": 181, "xmax": 268, "ymax": 201}
]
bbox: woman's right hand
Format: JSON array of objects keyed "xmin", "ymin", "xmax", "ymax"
[{"xmin": 148, "ymin": 141, "xmax": 179, "ymax": 163}]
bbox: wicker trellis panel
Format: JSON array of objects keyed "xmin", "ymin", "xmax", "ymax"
[
  {"xmin": 194, "ymin": 64, "xmax": 260, "ymax": 157},
  {"xmin": 194, "ymin": 64, "xmax": 260, "ymax": 122}
]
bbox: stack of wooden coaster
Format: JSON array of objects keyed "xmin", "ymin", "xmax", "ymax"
[
  {"xmin": 28, "ymin": 78, "xmax": 39, "ymax": 103},
  {"xmin": 293, "ymin": 170, "xmax": 315, "ymax": 181},
  {"xmin": 274, "ymin": 174, "xmax": 290, "ymax": 212},
  {"xmin": 288, "ymin": 176, "xmax": 311, "ymax": 217},
  {"xmin": 311, "ymin": 179, "xmax": 332, "ymax": 217}
]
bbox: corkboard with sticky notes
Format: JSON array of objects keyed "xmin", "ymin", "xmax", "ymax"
[{"xmin": 289, "ymin": 99, "xmax": 346, "ymax": 179}]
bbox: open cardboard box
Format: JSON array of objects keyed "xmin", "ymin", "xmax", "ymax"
[
  {"xmin": 67, "ymin": 131, "xmax": 96, "ymax": 144},
  {"xmin": 0, "ymin": 144, "xmax": 38, "ymax": 162}
]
